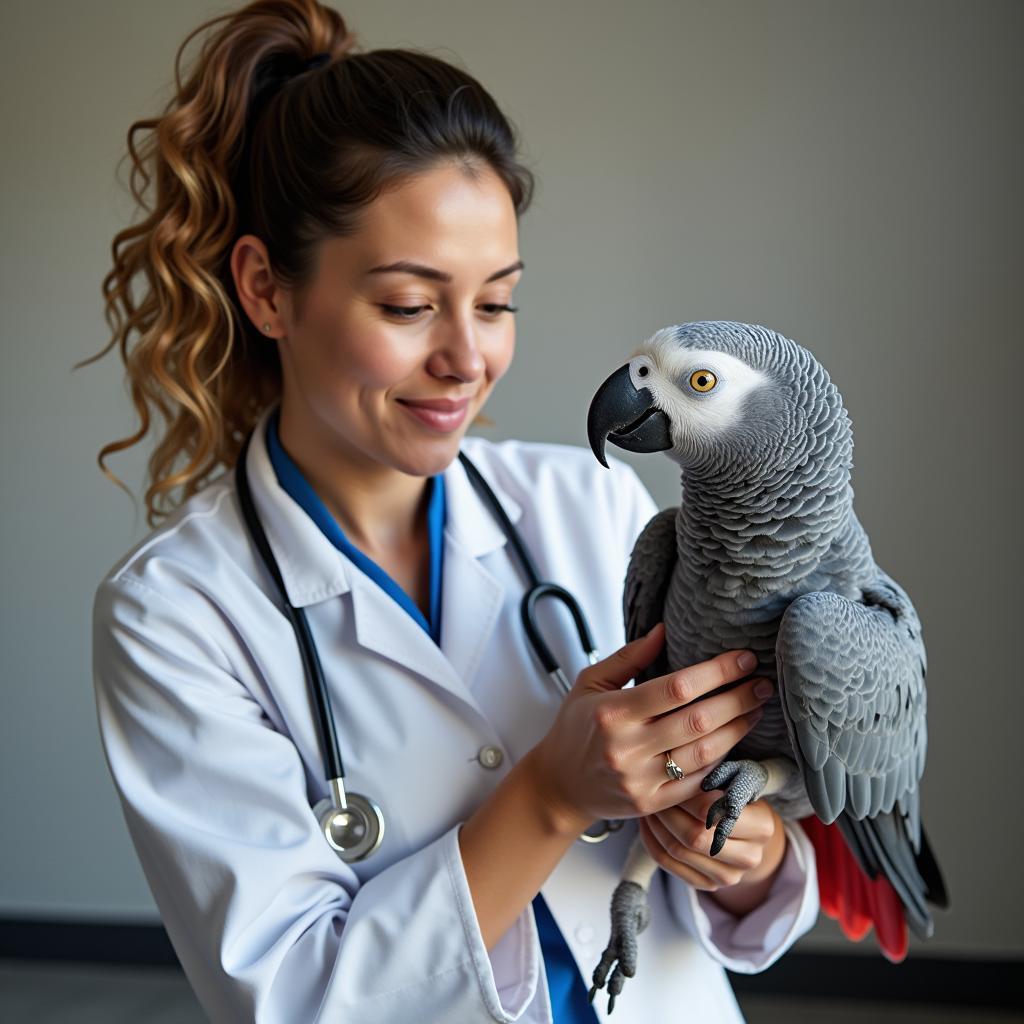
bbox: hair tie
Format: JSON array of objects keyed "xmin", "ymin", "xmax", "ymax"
[
  {"xmin": 247, "ymin": 50, "xmax": 334, "ymax": 135},
  {"xmin": 304, "ymin": 52, "xmax": 331, "ymax": 72}
]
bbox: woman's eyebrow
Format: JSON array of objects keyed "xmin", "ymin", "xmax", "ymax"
[{"xmin": 365, "ymin": 259, "xmax": 524, "ymax": 283}]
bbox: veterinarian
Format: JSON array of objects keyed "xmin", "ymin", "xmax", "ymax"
[{"xmin": 91, "ymin": 2, "xmax": 818, "ymax": 1020}]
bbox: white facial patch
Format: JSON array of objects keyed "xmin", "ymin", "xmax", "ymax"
[{"xmin": 627, "ymin": 327, "xmax": 770, "ymax": 446}]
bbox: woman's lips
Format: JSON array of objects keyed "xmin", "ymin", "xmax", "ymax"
[{"xmin": 397, "ymin": 397, "xmax": 470, "ymax": 432}]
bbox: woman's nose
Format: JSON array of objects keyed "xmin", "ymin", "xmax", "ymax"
[{"xmin": 427, "ymin": 317, "xmax": 486, "ymax": 382}]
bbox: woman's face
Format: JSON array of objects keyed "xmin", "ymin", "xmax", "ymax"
[{"xmin": 259, "ymin": 161, "xmax": 521, "ymax": 481}]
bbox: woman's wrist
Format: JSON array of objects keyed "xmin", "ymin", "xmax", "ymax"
[
  {"xmin": 520, "ymin": 744, "xmax": 593, "ymax": 840},
  {"xmin": 459, "ymin": 748, "xmax": 584, "ymax": 950}
]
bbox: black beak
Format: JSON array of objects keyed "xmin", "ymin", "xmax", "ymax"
[{"xmin": 587, "ymin": 364, "xmax": 674, "ymax": 468}]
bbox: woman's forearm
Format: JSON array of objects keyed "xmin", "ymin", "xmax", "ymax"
[{"xmin": 458, "ymin": 746, "xmax": 589, "ymax": 951}]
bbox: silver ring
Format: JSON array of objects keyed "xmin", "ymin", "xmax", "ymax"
[{"xmin": 664, "ymin": 755, "xmax": 685, "ymax": 781}]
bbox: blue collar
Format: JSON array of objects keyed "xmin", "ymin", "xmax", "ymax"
[{"xmin": 265, "ymin": 409, "xmax": 446, "ymax": 644}]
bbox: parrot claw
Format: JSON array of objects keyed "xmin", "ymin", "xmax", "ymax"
[
  {"xmin": 705, "ymin": 796, "xmax": 729, "ymax": 831},
  {"xmin": 589, "ymin": 879, "xmax": 650, "ymax": 1014},
  {"xmin": 700, "ymin": 758, "xmax": 771, "ymax": 857},
  {"xmin": 710, "ymin": 814, "xmax": 738, "ymax": 857}
]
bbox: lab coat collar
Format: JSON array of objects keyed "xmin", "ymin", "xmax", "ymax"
[
  {"xmin": 243, "ymin": 405, "xmax": 524, "ymax": 610},
  {"xmin": 245, "ymin": 405, "xmax": 352, "ymax": 608},
  {"xmin": 443, "ymin": 436, "xmax": 524, "ymax": 559}
]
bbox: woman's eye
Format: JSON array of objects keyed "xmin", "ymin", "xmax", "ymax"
[
  {"xmin": 380, "ymin": 304, "xmax": 429, "ymax": 319},
  {"xmin": 379, "ymin": 303, "xmax": 519, "ymax": 320}
]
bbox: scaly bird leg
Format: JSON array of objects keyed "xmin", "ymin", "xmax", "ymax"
[{"xmin": 588, "ymin": 836, "xmax": 657, "ymax": 1014}]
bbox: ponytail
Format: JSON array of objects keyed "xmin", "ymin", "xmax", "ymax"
[{"xmin": 81, "ymin": 0, "xmax": 534, "ymax": 526}]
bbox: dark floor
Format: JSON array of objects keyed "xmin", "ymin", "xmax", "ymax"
[{"xmin": 0, "ymin": 962, "xmax": 1018, "ymax": 1023}]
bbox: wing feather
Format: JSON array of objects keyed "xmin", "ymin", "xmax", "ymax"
[{"xmin": 622, "ymin": 507, "xmax": 678, "ymax": 684}]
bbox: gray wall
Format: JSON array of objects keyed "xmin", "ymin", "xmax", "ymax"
[{"xmin": 2, "ymin": 0, "xmax": 1020, "ymax": 961}]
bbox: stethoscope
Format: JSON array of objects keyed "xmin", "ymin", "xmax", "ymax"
[{"xmin": 234, "ymin": 427, "xmax": 624, "ymax": 863}]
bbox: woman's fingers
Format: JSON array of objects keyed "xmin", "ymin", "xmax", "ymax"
[
  {"xmin": 576, "ymin": 622, "xmax": 666, "ymax": 694},
  {"xmin": 655, "ymin": 704, "xmax": 765, "ymax": 784},
  {"xmin": 640, "ymin": 676, "xmax": 772, "ymax": 759},
  {"xmin": 638, "ymin": 802, "xmax": 774, "ymax": 884},
  {"xmin": 639, "ymin": 814, "xmax": 763, "ymax": 889},
  {"xmin": 637, "ymin": 702, "xmax": 763, "ymax": 817},
  {"xmin": 550, "ymin": 630, "xmax": 769, "ymax": 828},
  {"xmin": 638, "ymin": 816, "xmax": 721, "ymax": 889},
  {"xmin": 659, "ymin": 794, "xmax": 776, "ymax": 846},
  {"xmin": 622, "ymin": 647, "xmax": 760, "ymax": 721}
]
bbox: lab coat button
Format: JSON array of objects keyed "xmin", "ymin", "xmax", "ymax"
[
  {"xmin": 477, "ymin": 745, "xmax": 504, "ymax": 769},
  {"xmin": 575, "ymin": 923, "xmax": 596, "ymax": 944}
]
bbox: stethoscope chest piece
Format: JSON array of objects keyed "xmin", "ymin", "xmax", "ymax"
[{"xmin": 313, "ymin": 790, "xmax": 385, "ymax": 863}]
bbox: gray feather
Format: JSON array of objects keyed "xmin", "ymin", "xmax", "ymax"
[{"xmin": 622, "ymin": 507, "xmax": 678, "ymax": 681}]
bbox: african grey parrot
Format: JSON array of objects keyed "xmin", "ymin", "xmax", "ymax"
[{"xmin": 584, "ymin": 321, "xmax": 948, "ymax": 1013}]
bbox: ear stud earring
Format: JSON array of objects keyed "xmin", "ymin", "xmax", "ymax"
[{"xmin": 262, "ymin": 323, "xmax": 272, "ymax": 334}]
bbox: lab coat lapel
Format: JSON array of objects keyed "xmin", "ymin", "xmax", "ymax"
[
  {"xmin": 349, "ymin": 442, "xmax": 524, "ymax": 707},
  {"xmin": 438, "ymin": 534, "xmax": 504, "ymax": 689},
  {"xmin": 346, "ymin": 572, "xmax": 466, "ymax": 701},
  {"xmin": 349, "ymin": 445, "xmax": 523, "ymax": 702},
  {"xmin": 350, "ymin": 444, "xmax": 524, "ymax": 716},
  {"xmin": 439, "ymin": 445, "xmax": 523, "ymax": 688}
]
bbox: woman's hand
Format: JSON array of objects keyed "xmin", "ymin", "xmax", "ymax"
[
  {"xmin": 529, "ymin": 623, "xmax": 773, "ymax": 837},
  {"xmin": 638, "ymin": 792, "xmax": 788, "ymax": 916}
]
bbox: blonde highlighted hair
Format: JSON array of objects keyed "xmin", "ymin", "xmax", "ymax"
[{"xmin": 80, "ymin": 0, "xmax": 534, "ymax": 526}]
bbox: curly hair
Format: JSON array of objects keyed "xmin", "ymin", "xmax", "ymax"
[{"xmin": 79, "ymin": 0, "xmax": 535, "ymax": 526}]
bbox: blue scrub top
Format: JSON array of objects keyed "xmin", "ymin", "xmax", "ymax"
[{"xmin": 266, "ymin": 410, "xmax": 599, "ymax": 1022}]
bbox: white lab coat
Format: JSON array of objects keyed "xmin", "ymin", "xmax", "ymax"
[{"xmin": 93, "ymin": 403, "xmax": 819, "ymax": 1024}]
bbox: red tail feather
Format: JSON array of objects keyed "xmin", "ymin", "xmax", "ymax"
[{"xmin": 798, "ymin": 815, "xmax": 908, "ymax": 961}]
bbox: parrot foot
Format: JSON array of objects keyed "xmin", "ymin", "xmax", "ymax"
[
  {"xmin": 701, "ymin": 759, "xmax": 770, "ymax": 857},
  {"xmin": 588, "ymin": 879, "xmax": 651, "ymax": 1015}
]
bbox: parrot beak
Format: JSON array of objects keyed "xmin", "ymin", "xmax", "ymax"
[{"xmin": 587, "ymin": 363, "xmax": 674, "ymax": 468}]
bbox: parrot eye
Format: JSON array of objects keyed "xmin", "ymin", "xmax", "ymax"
[{"xmin": 689, "ymin": 369, "xmax": 718, "ymax": 393}]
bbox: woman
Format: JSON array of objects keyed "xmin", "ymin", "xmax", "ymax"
[{"xmin": 89, "ymin": 1, "xmax": 818, "ymax": 1020}]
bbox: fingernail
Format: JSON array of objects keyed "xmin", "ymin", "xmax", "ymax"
[
  {"xmin": 646, "ymin": 623, "xmax": 662, "ymax": 637},
  {"xmin": 738, "ymin": 652, "xmax": 757, "ymax": 671},
  {"xmin": 754, "ymin": 680, "xmax": 774, "ymax": 698}
]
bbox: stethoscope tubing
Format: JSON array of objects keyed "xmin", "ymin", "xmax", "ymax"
[{"xmin": 235, "ymin": 430, "xmax": 346, "ymax": 784}]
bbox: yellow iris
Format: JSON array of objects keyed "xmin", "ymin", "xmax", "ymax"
[{"xmin": 689, "ymin": 369, "xmax": 717, "ymax": 392}]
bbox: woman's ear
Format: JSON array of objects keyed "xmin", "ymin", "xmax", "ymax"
[{"xmin": 231, "ymin": 234, "xmax": 283, "ymax": 337}]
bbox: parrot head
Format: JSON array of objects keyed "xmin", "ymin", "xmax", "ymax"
[{"xmin": 587, "ymin": 320, "xmax": 851, "ymax": 482}]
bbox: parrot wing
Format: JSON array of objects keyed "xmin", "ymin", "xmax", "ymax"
[
  {"xmin": 776, "ymin": 569, "xmax": 927, "ymax": 829},
  {"xmin": 776, "ymin": 569, "xmax": 948, "ymax": 950},
  {"xmin": 622, "ymin": 507, "xmax": 678, "ymax": 683}
]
